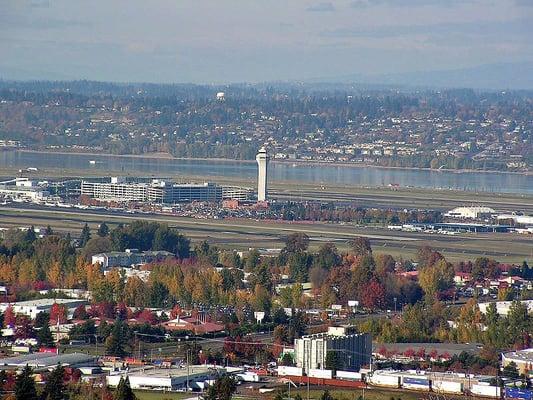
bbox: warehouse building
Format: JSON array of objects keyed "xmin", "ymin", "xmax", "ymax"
[
  {"xmin": 294, "ymin": 326, "xmax": 371, "ymax": 373},
  {"xmin": 502, "ymin": 348, "xmax": 533, "ymax": 375},
  {"xmin": 0, "ymin": 352, "xmax": 97, "ymax": 371},
  {"xmin": 106, "ymin": 365, "xmax": 224, "ymax": 391},
  {"xmin": 0, "ymin": 298, "xmax": 88, "ymax": 320}
]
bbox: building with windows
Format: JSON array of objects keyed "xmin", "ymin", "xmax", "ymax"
[
  {"xmin": 81, "ymin": 178, "xmax": 253, "ymax": 203},
  {"xmin": 502, "ymin": 348, "xmax": 533, "ymax": 375},
  {"xmin": 256, "ymin": 147, "xmax": 269, "ymax": 202},
  {"xmin": 91, "ymin": 249, "xmax": 174, "ymax": 269},
  {"xmin": 294, "ymin": 326, "xmax": 371, "ymax": 372}
]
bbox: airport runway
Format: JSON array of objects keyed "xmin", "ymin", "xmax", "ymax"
[{"xmin": 1, "ymin": 203, "xmax": 531, "ymax": 262}]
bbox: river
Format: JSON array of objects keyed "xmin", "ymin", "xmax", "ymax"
[{"xmin": 1, "ymin": 150, "xmax": 532, "ymax": 195}]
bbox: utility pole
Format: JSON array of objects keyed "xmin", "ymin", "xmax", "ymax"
[{"xmin": 186, "ymin": 349, "xmax": 190, "ymax": 392}]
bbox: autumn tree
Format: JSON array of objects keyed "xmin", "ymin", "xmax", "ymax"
[
  {"xmin": 350, "ymin": 236, "xmax": 372, "ymax": 257},
  {"xmin": 50, "ymin": 303, "xmax": 68, "ymax": 325},
  {"xmin": 418, "ymin": 259, "xmax": 454, "ymax": 300}
]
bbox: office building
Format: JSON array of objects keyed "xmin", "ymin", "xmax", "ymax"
[
  {"xmin": 256, "ymin": 147, "xmax": 269, "ymax": 202},
  {"xmin": 294, "ymin": 326, "xmax": 371, "ymax": 372},
  {"xmin": 91, "ymin": 249, "xmax": 174, "ymax": 269},
  {"xmin": 81, "ymin": 178, "xmax": 252, "ymax": 204}
]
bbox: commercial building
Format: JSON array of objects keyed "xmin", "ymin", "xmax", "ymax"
[
  {"xmin": 444, "ymin": 206, "xmax": 495, "ymax": 220},
  {"xmin": 81, "ymin": 177, "xmax": 252, "ymax": 203},
  {"xmin": 0, "ymin": 178, "xmax": 49, "ymax": 201},
  {"xmin": 478, "ymin": 300, "xmax": 533, "ymax": 316},
  {"xmin": 0, "ymin": 352, "xmax": 97, "ymax": 371},
  {"xmin": 106, "ymin": 365, "xmax": 224, "ymax": 391},
  {"xmin": 0, "ymin": 299, "xmax": 88, "ymax": 320},
  {"xmin": 502, "ymin": 348, "xmax": 533, "ymax": 375},
  {"xmin": 256, "ymin": 147, "xmax": 269, "ymax": 202},
  {"xmin": 294, "ymin": 326, "xmax": 371, "ymax": 373},
  {"xmin": 91, "ymin": 249, "xmax": 174, "ymax": 269}
]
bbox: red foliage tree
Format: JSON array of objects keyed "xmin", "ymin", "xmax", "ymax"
[
  {"xmin": 73, "ymin": 305, "xmax": 88, "ymax": 320},
  {"xmin": 360, "ymin": 280, "xmax": 386, "ymax": 310},
  {"xmin": 96, "ymin": 302, "xmax": 115, "ymax": 319},
  {"xmin": 404, "ymin": 348, "xmax": 416, "ymax": 358},
  {"xmin": 416, "ymin": 347, "xmax": 426, "ymax": 359},
  {"xmin": 136, "ymin": 309, "xmax": 158, "ymax": 325},
  {"xmin": 15, "ymin": 315, "xmax": 34, "ymax": 339},
  {"xmin": 4, "ymin": 305, "xmax": 16, "ymax": 328},
  {"xmin": 170, "ymin": 305, "xmax": 182, "ymax": 320},
  {"xmin": 50, "ymin": 303, "xmax": 67, "ymax": 324}
]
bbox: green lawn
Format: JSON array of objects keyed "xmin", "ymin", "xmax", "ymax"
[{"xmin": 133, "ymin": 390, "xmax": 192, "ymax": 400}]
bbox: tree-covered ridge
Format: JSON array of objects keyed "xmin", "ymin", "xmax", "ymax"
[{"xmin": 0, "ymin": 81, "xmax": 531, "ymax": 170}]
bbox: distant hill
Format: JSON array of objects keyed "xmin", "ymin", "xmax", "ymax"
[{"xmin": 330, "ymin": 62, "xmax": 533, "ymax": 91}]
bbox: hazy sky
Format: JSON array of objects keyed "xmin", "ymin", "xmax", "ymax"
[{"xmin": 1, "ymin": 0, "xmax": 532, "ymax": 83}]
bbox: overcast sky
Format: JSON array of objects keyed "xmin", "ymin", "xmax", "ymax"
[{"xmin": 1, "ymin": 0, "xmax": 532, "ymax": 83}]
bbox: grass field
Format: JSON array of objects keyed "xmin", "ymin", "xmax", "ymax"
[
  {"xmin": 133, "ymin": 390, "xmax": 190, "ymax": 400},
  {"xmin": 0, "ymin": 205, "xmax": 531, "ymax": 263},
  {"xmin": 131, "ymin": 386, "xmax": 451, "ymax": 400}
]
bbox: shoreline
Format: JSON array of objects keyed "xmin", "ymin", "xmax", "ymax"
[{"xmin": 13, "ymin": 149, "xmax": 533, "ymax": 176}]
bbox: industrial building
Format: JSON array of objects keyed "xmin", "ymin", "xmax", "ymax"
[
  {"xmin": 256, "ymin": 147, "xmax": 269, "ymax": 202},
  {"xmin": 294, "ymin": 326, "xmax": 371, "ymax": 373},
  {"xmin": 0, "ymin": 352, "xmax": 96, "ymax": 371},
  {"xmin": 502, "ymin": 348, "xmax": 533, "ymax": 375},
  {"xmin": 478, "ymin": 300, "xmax": 533, "ymax": 316},
  {"xmin": 0, "ymin": 178, "xmax": 49, "ymax": 201},
  {"xmin": 106, "ymin": 365, "xmax": 224, "ymax": 391},
  {"xmin": 444, "ymin": 206, "xmax": 495, "ymax": 220},
  {"xmin": 81, "ymin": 177, "xmax": 252, "ymax": 203},
  {"xmin": 91, "ymin": 249, "xmax": 174, "ymax": 269},
  {"xmin": 0, "ymin": 298, "xmax": 88, "ymax": 320}
]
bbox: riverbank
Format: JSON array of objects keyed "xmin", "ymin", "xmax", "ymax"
[{"xmin": 14, "ymin": 148, "xmax": 532, "ymax": 176}]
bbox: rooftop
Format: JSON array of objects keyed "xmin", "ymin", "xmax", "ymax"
[{"xmin": 503, "ymin": 348, "xmax": 533, "ymax": 363}]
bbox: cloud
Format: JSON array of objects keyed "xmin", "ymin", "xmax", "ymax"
[
  {"xmin": 351, "ymin": 0, "xmax": 472, "ymax": 8},
  {"xmin": 321, "ymin": 18, "xmax": 531, "ymax": 39},
  {"xmin": 306, "ymin": 2, "xmax": 336, "ymax": 12}
]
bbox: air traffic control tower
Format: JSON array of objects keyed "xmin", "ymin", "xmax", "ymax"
[{"xmin": 256, "ymin": 147, "xmax": 269, "ymax": 202}]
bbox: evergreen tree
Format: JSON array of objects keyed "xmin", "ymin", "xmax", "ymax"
[
  {"xmin": 45, "ymin": 225, "xmax": 53, "ymax": 235},
  {"xmin": 320, "ymin": 390, "xmax": 335, "ymax": 400},
  {"xmin": 0, "ymin": 369, "xmax": 7, "ymax": 393},
  {"xmin": 114, "ymin": 376, "xmax": 136, "ymax": 400},
  {"xmin": 205, "ymin": 375, "xmax": 237, "ymax": 400},
  {"xmin": 79, "ymin": 223, "xmax": 91, "ymax": 247},
  {"xmin": 41, "ymin": 365, "xmax": 66, "ymax": 400},
  {"xmin": 97, "ymin": 222, "xmax": 110, "ymax": 237},
  {"xmin": 106, "ymin": 320, "xmax": 127, "ymax": 357},
  {"xmin": 15, "ymin": 365, "xmax": 38, "ymax": 400},
  {"xmin": 37, "ymin": 321, "xmax": 55, "ymax": 348}
]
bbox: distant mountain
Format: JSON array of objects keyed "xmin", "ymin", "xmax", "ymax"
[{"xmin": 332, "ymin": 62, "xmax": 533, "ymax": 91}]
